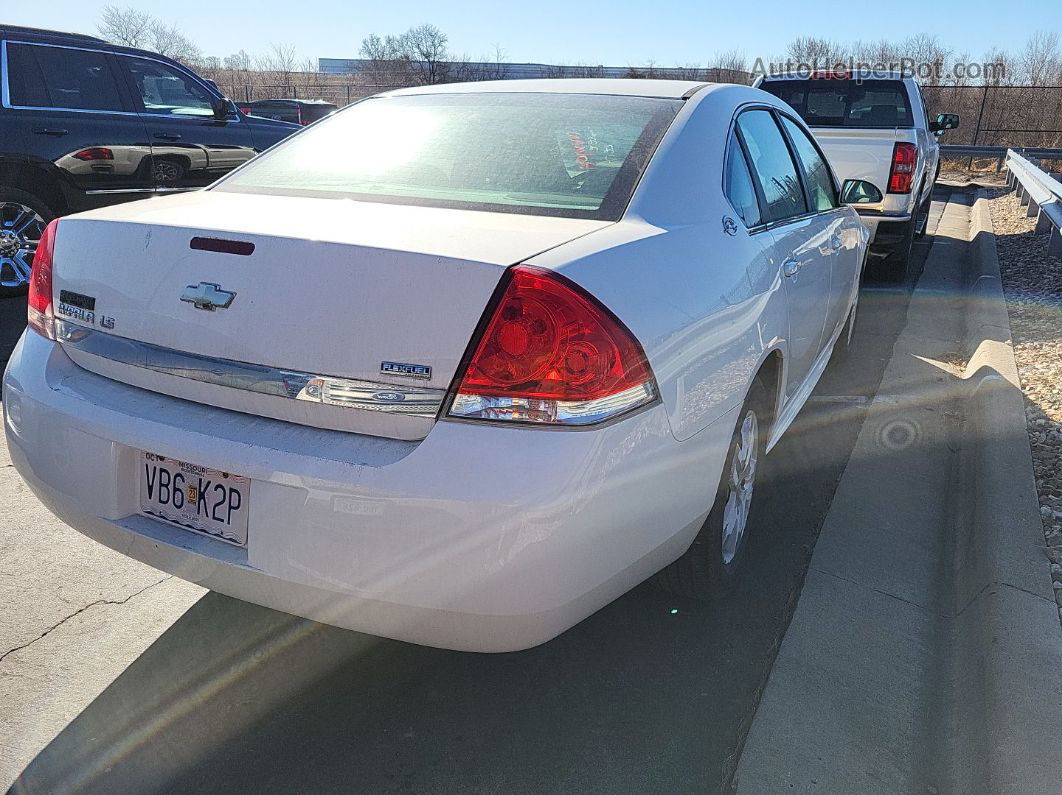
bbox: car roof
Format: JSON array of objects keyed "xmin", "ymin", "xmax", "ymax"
[
  {"xmin": 0, "ymin": 25, "xmax": 106, "ymax": 46},
  {"xmin": 383, "ymin": 78, "xmax": 717, "ymax": 100},
  {"xmin": 0, "ymin": 24, "xmax": 206, "ymax": 67}
]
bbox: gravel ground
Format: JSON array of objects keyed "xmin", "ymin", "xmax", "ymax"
[{"xmin": 987, "ymin": 188, "xmax": 1062, "ymax": 617}]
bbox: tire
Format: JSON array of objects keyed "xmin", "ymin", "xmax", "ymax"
[
  {"xmin": 653, "ymin": 376, "xmax": 770, "ymax": 601},
  {"xmin": 830, "ymin": 302, "xmax": 858, "ymax": 367},
  {"xmin": 913, "ymin": 184, "xmax": 932, "ymax": 239},
  {"xmin": 873, "ymin": 216, "xmax": 916, "ymax": 284},
  {"xmin": 0, "ymin": 187, "xmax": 56, "ymax": 297}
]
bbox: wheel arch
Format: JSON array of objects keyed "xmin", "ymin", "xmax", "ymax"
[
  {"xmin": 751, "ymin": 346, "xmax": 785, "ymax": 443},
  {"xmin": 0, "ymin": 162, "xmax": 66, "ymax": 217}
]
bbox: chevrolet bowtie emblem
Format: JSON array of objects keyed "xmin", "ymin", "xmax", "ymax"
[{"xmin": 180, "ymin": 282, "xmax": 236, "ymax": 311}]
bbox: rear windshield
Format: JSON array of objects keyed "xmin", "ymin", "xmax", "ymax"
[
  {"xmin": 760, "ymin": 79, "xmax": 914, "ymax": 129},
  {"xmin": 215, "ymin": 93, "xmax": 681, "ymax": 219}
]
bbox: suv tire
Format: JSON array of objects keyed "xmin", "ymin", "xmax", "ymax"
[{"xmin": 0, "ymin": 187, "xmax": 55, "ymax": 297}]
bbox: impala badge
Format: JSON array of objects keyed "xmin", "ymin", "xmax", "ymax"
[{"xmin": 181, "ymin": 282, "xmax": 236, "ymax": 311}]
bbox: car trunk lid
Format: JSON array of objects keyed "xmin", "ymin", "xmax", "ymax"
[{"xmin": 51, "ymin": 190, "xmax": 611, "ymax": 439}]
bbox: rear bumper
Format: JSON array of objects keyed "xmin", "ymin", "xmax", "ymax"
[{"xmin": 4, "ymin": 332, "xmax": 731, "ymax": 652}]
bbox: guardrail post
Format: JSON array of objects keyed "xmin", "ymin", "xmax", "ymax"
[
  {"xmin": 1049, "ymin": 227, "xmax": 1062, "ymax": 258},
  {"xmin": 1027, "ymin": 196, "xmax": 1040, "ymax": 218},
  {"xmin": 1035, "ymin": 210, "xmax": 1053, "ymax": 234},
  {"xmin": 1019, "ymin": 185, "xmax": 1030, "ymax": 206}
]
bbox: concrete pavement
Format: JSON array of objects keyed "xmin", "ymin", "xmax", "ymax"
[
  {"xmin": 734, "ymin": 190, "xmax": 1062, "ymax": 792},
  {"xmin": 0, "ymin": 427, "xmax": 204, "ymax": 788}
]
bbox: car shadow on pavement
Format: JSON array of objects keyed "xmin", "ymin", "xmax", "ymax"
[{"xmin": 8, "ymin": 200, "xmax": 942, "ymax": 795}]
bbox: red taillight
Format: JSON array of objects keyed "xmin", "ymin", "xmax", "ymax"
[
  {"xmin": 72, "ymin": 147, "xmax": 114, "ymax": 161},
  {"xmin": 447, "ymin": 265, "xmax": 656, "ymax": 425},
  {"xmin": 27, "ymin": 219, "xmax": 59, "ymax": 340},
  {"xmin": 888, "ymin": 142, "xmax": 917, "ymax": 194},
  {"xmin": 238, "ymin": 106, "xmax": 251, "ymax": 114}
]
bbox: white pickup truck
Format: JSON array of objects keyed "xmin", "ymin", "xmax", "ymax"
[{"xmin": 754, "ymin": 71, "xmax": 959, "ymax": 280}]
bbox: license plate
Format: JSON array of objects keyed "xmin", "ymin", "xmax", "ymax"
[{"xmin": 139, "ymin": 452, "xmax": 250, "ymax": 546}]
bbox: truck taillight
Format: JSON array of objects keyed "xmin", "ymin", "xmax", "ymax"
[
  {"xmin": 887, "ymin": 142, "xmax": 917, "ymax": 194},
  {"xmin": 447, "ymin": 265, "xmax": 657, "ymax": 426},
  {"xmin": 27, "ymin": 219, "xmax": 59, "ymax": 340}
]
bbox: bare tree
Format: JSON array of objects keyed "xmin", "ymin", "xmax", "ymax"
[
  {"xmin": 149, "ymin": 22, "xmax": 202, "ymax": 65},
  {"xmin": 713, "ymin": 49, "xmax": 750, "ymax": 83},
  {"xmin": 359, "ymin": 32, "xmax": 411, "ymax": 87},
  {"xmin": 98, "ymin": 5, "xmax": 152, "ymax": 48},
  {"xmin": 224, "ymin": 50, "xmax": 254, "ymax": 72},
  {"xmin": 1020, "ymin": 31, "xmax": 1061, "ymax": 86},
  {"xmin": 256, "ymin": 44, "xmax": 298, "ymax": 82},
  {"xmin": 98, "ymin": 7, "xmax": 200, "ymax": 66},
  {"xmin": 785, "ymin": 36, "xmax": 841, "ymax": 68},
  {"xmin": 402, "ymin": 24, "xmax": 450, "ymax": 84}
]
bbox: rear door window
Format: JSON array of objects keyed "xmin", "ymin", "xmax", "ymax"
[
  {"xmin": 723, "ymin": 136, "xmax": 761, "ymax": 226},
  {"xmin": 761, "ymin": 79, "xmax": 914, "ymax": 129},
  {"xmin": 6, "ymin": 43, "xmax": 125, "ymax": 112},
  {"xmin": 736, "ymin": 109, "xmax": 808, "ymax": 223},
  {"xmin": 779, "ymin": 115, "xmax": 838, "ymax": 211}
]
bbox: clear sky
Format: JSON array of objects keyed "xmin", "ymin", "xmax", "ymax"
[{"xmin": 5, "ymin": 1, "xmax": 1058, "ymax": 66}]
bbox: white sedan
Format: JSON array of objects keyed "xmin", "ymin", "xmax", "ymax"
[{"xmin": 4, "ymin": 79, "xmax": 869, "ymax": 652}]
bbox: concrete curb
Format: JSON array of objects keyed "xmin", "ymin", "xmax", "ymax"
[
  {"xmin": 733, "ymin": 188, "xmax": 1062, "ymax": 793},
  {"xmin": 948, "ymin": 188, "xmax": 1062, "ymax": 793}
]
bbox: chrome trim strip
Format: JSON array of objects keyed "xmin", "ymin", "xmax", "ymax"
[
  {"xmin": 84, "ymin": 188, "xmax": 156, "ymax": 195},
  {"xmin": 55, "ymin": 321, "xmax": 445, "ymax": 418}
]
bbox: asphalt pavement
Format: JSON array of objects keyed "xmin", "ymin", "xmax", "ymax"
[{"xmin": 1, "ymin": 193, "xmax": 945, "ymax": 793}]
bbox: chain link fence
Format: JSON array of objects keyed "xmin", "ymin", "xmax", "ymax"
[{"xmin": 219, "ymin": 79, "xmax": 1062, "ymax": 149}]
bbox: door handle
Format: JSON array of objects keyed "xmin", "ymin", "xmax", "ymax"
[
  {"xmin": 782, "ymin": 259, "xmax": 801, "ymax": 278},
  {"xmin": 153, "ymin": 132, "xmax": 182, "ymax": 141},
  {"xmin": 32, "ymin": 127, "xmax": 68, "ymax": 137}
]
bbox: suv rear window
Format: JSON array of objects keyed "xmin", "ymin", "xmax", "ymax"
[
  {"xmin": 216, "ymin": 93, "xmax": 680, "ymax": 220},
  {"xmin": 761, "ymin": 79, "xmax": 913, "ymax": 129}
]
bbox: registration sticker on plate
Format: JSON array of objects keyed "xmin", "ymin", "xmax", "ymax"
[{"xmin": 138, "ymin": 452, "xmax": 250, "ymax": 546}]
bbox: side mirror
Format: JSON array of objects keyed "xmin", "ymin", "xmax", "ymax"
[
  {"xmin": 928, "ymin": 113, "xmax": 960, "ymax": 133},
  {"xmin": 840, "ymin": 179, "xmax": 883, "ymax": 205},
  {"xmin": 211, "ymin": 96, "xmax": 235, "ymax": 121}
]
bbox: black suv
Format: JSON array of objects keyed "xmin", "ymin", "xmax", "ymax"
[{"xmin": 0, "ymin": 25, "xmax": 300, "ymax": 294}]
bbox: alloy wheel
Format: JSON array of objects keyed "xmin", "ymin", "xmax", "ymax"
[
  {"xmin": 721, "ymin": 409, "xmax": 759, "ymax": 566},
  {"xmin": 0, "ymin": 202, "xmax": 46, "ymax": 289}
]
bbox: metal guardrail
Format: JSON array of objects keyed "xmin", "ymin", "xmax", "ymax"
[
  {"xmin": 941, "ymin": 145, "xmax": 1062, "ymax": 173},
  {"xmin": 1005, "ymin": 148, "xmax": 1062, "ymax": 258}
]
